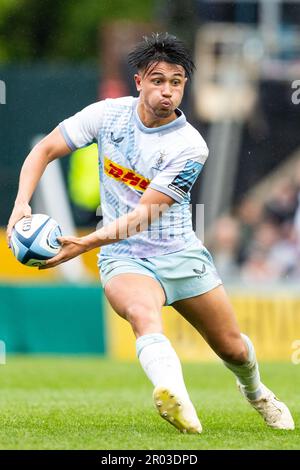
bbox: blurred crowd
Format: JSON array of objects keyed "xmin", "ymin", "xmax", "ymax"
[{"xmin": 207, "ymin": 164, "xmax": 300, "ymax": 284}]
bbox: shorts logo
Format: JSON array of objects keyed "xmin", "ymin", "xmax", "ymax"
[
  {"xmin": 193, "ymin": 265, "xmax": 206, "ymax": 278},
  {"xmin": 104, "ymin": 156, "xmax": 150, "ymax": 192}
]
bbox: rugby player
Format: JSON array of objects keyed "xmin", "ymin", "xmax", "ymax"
[{"xmin": 7, "ymin": 33, "xmax": 294, "ymax": 433}]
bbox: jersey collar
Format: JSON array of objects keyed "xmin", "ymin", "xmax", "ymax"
[{"xmin": 133, "ymin": 99, "xmax": 186, "ymax": 134}]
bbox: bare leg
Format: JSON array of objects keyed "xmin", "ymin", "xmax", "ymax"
[
  {"xmin": 104, "ymin": 272, "xmax": 201, "ymax": 433},
  {"xmin": 172, "ymin": 285, "xmax": 248, "ymax": 363},
  {"xmin": 172, "ymin": 285, "xmax": 295, "ymax": 429},
  {"xmin": 104, "ymin": 273, "xmax": 165, "ymax": 337}
]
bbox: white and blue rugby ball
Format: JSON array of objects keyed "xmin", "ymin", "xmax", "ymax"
[{"xmin": 10, "ymin": 214, "xmax": 62, "ymax": 267}]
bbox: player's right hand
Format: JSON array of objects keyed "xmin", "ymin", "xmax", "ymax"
[{"xmin": 6, "ymin": 202, "xmax": 32, "ymax": 248}]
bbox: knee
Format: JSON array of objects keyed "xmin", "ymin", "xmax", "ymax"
[
  {"xmin": 125, "ymin": 303, "xmax": 161, "ymax": 334},
  {"xmin": 217, "ymin": 336, "xmax": 249, "ymax": 364}
]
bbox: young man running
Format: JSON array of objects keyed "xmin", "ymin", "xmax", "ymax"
[{"xmin": 7, "ymin": 33, "xmax": 294, "ymax": 434}]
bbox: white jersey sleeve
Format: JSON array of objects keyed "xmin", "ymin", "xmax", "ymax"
[
  {"xmin": 149, "ymin": 146, "xmax": 208, "ymax": 203},
  {"xmin": 58, "ymin": 100, "xmax": 106, "ymax": 150}
]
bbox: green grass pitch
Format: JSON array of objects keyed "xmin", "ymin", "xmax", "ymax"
[{"xmin": 0, "ymin": 357, "xmax": 299, "ymax": 449}]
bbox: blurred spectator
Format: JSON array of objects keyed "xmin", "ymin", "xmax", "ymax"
[
  {"xmin": 294, "ymin": 199, "xmax": 300, "ymax": 244},
  {"xmin": 235, "ymin": 196, "xmax": 263, "ymax": 264},
  {"xmin": 268, "ymin": 223, "xmax": 299, "ymax": 280},
  {"xmin": 251, "ymin": 221, "xmax": 280, "ymax": 251},
  {"xmin": 241, "ymin": 248, "xmax": 280, "ymax": 283},
  {"xmin": 207, "ymin": 215, "xmax": 241, "ymax": 280},
  {"xmin": 242, "ymin": 220, "xmax": 299, "ymax": 282},
  {"xmin": 210, "ymin": 173, "xmax": 300, "ymax": 284},
  {"xmin": 264, "ymin": 177, "xmax": 298, "ymax": 226}
]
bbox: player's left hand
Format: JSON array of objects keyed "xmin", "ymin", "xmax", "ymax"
[{"xmin": 38, "ymin": 236, "xmax": 89, "ymax": 270}]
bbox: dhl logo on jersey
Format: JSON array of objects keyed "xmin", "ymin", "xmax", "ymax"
[{"xmin": 104, "ymin": 156, "xmax": 150, "ymax": 192}]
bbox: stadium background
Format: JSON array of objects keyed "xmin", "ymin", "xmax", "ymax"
[{"xmin": 0, "ymin": 0, "xmax": 300, "ymax": 450}]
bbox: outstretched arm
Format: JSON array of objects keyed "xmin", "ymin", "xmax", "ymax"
[
  {"xmin": 39, "ymin": 188, "xmax": 175, "ymax": 269},
  {"xmin": 6, "ymin": 127, "xmax": 72, "ymax": 246}
]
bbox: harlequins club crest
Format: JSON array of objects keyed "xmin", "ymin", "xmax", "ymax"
[{"xmin": 152, "ymin": 151, "xmax": 167, "ymax": 170}]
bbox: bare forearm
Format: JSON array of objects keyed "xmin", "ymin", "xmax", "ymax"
[
  {"xmin": 82, "ymin": 205, "xmax": 153, "ymax": 250},
  {"xmin": 14, "ymin": 127, "xmax": 71, "ymax": 205},
  {"xmin": 7, "ymin": 126, "xmax": 72, "ymax": 245},
  {"xmin": 40, "ymin": 189, "xmax": 175, "ymax": 269},
  {"xmin": 15, "ymin": 146, "xmax": 49, "ymax": 204}
]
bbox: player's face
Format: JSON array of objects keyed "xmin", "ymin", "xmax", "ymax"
[{"xmin": 135, "ymin": 61, "xmax": 187, "ymax": 120}]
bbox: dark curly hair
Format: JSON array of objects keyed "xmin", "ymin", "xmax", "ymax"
[{"xmin": 128, "ymin": 32, "xmax": 195, "ymax": 79}]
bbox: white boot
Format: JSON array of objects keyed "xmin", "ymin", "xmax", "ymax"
[{"xmin": 238, "ymin": 382, "xmax": 295, "ymax": 430}]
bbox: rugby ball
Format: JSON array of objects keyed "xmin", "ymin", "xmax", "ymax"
[{"xmin": 10, "ymin": 214, "xmax": 62, "ymax": 267}]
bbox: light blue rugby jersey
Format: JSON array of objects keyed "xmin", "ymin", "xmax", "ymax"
[{"xmin": 59, "ymin": 96, "xmax": 209, "ymax": 258}]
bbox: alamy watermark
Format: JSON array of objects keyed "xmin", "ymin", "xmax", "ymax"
[
  {"xmin": 95, "ymin": 203, "xmax": 205, "ymax": 242},
  {"xmin": 291, "ymin": 340, "xmax": 300, "ymax": 365},
  {"xmin": 291, "ymin": 80, "xmax": 300, "ymax": 105},
  {"xmin": 0, "ymin": 80, "xmax": 6, "ymax": 104},
  {"xmin": 0, "ymin": 340, "xmax": 6, "ymax": 364}
]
